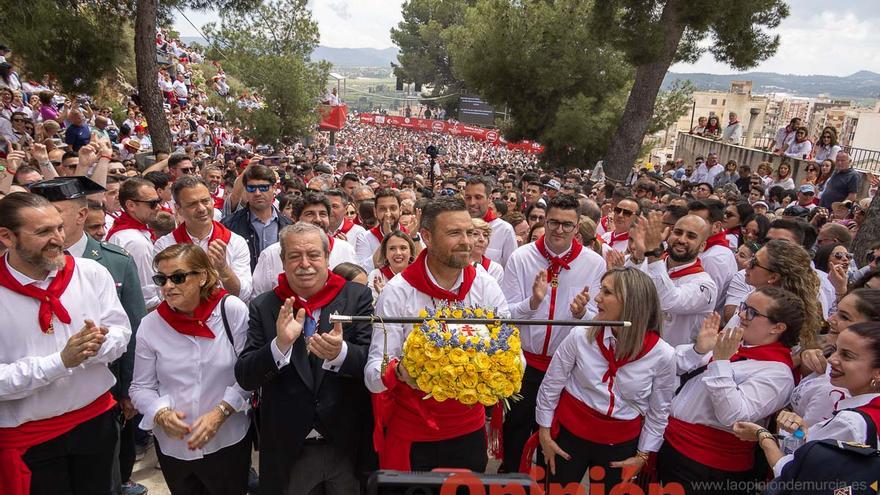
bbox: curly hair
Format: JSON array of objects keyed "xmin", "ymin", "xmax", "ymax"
[{"xmin": 763, "ymin": 239, "xmax": 821, "ymax": 349}]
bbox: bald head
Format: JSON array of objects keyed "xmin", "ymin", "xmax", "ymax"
[
  {"xmin": 677, "ymin": 214, "xmax": 711, "ymax": 242},
  {"xmin": 666, "ymin": 214, "xmax": 711, "ymax": 263}
]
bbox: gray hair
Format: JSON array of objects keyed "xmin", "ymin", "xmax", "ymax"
[{"xmin": 279, "ymin": 222, "xmax": 330, "ymax": 258}]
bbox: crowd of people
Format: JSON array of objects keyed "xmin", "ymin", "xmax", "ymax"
[{"xmin": 2, "ymin": 30, "xmax": 880, "ymax": 495}]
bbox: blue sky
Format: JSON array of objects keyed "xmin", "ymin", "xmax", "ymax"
[{"xmin": 174, "ymin": 0, "xmax": 880, "ymax": 76}]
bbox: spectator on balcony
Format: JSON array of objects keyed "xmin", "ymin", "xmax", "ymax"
[
  {"xmin": 782, "ymin": 127, "xmax": 813, "ymax": 160},
  {"xmin": 721, "ymin": 111, "xmax": 743, "ymax": 144},
  {"xmin": 704, "ymin": 115, "xmax": 721, "ymax": 138},
  {"xmin": 714, "ymin": 159, "xmax": 740, "ymax": 189},
  {"xmin": 690, "ymin": 116, "xmax": 707, "ymax": 136},
  {"xmin": 323, "ymin": 87, "xmax": 340, "ymax": 106},
  {"xmin": 768, "ymin": 162, "xmax": 795, "ymax": 191},
  {"xmin": 813, "ymin": 126, "xmax": 842, "ymax": 164},
  {"xmin": 820, "ymin": 152, "xmax": 861, "ymax": 209},
  {"xmin": 769, "ymin": 117, "xmax": 801, "ymax": 154}
]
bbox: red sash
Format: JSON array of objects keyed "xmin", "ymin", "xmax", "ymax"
[
  {"xmin": 156, "ymin": 288, "xmax": 228, "ymax": 339},
  {"xmin": 523, "ymin": 351, "xmax": 553, "ymax": 372},
  {"xmin": 171, "ymin": 221, "xmax": 232, "ymax": 246},
  {"xmin": 335, "ymin": 217, "xmax": 355, "ymax": 236},
  {"xmin": 668, "ymin": 259, "xmax": 705, "ymax": 279},
  {"xmin": 483, "ymin": 209, "xmax": 497, "ymax": 223},
  {"xmin": 273, "ymin": 271, "xmax": 346, "ymax": 318},
  {"xmin": 0, "ymin": 392, "xmax": 116, "ymax": 495},
  {"xmin": 106, "ymin": 211, "xmax": 156, "ymax": 242},
  {"xmin": 596, "ymin": 328, "xmax": 660, "ymax": 415},
  {"xmin": 480, "ymin": 256, "xmax": 492, "ymax": 270},
  {"xmin": 704, "ymin": 232, "xmax": 729, "ymax": 250},
  {"xmin": 400, "ymin": 250, "xmax": 476, "ymax": 303},
  {"xmin": 534, "ymin": 236, "xmax": 583, "ymax": 355},
  {"xmin": 380, "ymin": 265, "xmax": 396, "ymax": 281},
  {"xmin": 519, "ymin": 390, "xmax": 643, "ymax": 472},
  {"xmin": 608, "ymin": 231, "xmax": 629, "ymax": 245},
  {"xmin": 373, "ymin": 359, "xmax": 485, "ymax": 471},
  {"xmin": 0, "ymin": 255, "xmax": 75, "ymax": 333}
]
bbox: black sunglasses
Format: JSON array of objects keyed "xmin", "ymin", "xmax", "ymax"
[
  {"xmin": 133, "ymin": 199, "xmax": 161, "ymax": 209},
  {"xmin": 614, "ymin": 206, "xmax": 636, "ymax": 217},
  {"xmin": 152, "ymin": 271, "xmax": 201, "ymax": 286},
  {"xmin": 246, "ymin": 184, "xmax": 271, "ymax": 193}
]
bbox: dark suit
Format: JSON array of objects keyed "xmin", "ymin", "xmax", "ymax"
[{"xmin": 234, "ymin": 281, "xmax": 374, "ymax": 494}]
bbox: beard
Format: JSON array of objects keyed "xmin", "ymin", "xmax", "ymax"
[
  {"xmin": 666, "ymin": 244, "xmax": 700, "ymax": 263},
  {"xmin": 437, "ymin": 247, "xmax": 471, "ymax": 269},
  {"xmin": 17, "ymin": 243, "xmax": 66, "ymax": 272}
]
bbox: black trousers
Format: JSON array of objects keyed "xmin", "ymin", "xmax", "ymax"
[
  {"xmin": 155, "ymin": 434, "xmax": 252, "ymax": 495},
  {"xmin": 409, "ymin": 427, "xmax": 488, "ymax": 472},
  {"xmin": 536, "ymin": 425, "xmax": 638, "ymax": 492},
  {"xmin": 501, "ymin": 364, "xmax": 544, "ymax": 472},
  {"xmin": 118, "ymin": 415, "xmax": 136, "ymax": 482},
  {"xmin": 22, "ymin": 407, "xmax": 119, "ymax": 495},
  {"xmin": 656, "ymin": 441, "xmax": 757, "ymax": 495}
]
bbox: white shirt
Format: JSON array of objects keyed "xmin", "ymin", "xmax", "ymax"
[
  {"xmin": 130, "ymin": 296, "xmax": 252, "ymax": 460},
  {"xmin": 725, "ymin": 269, "xmax": 751, "ymax": 308},
  {"xmin": 251, "ymin": 238, "xmax": 356, "ymax": 297},
  {"xmin": 154, "ymin": 226, "xmax": 254, "ymax": 302},
  {"xmin": 500, "ymin": 242, "xmax": 604, "ymax": 358},
  {"xmin": 365, "ymin": 258, "xmax": 510, "ymax": 393},
  {"xmin": 0, "ymin": 257, "xmax": 131, "ymax": 427},
  {"xmin": 107, "ymin": 228, "xmax": 160, "ymax": 309},
  {"xmin": 627, "ymin": 258, "xmax": 717, "ymax": 346},
  {"xmin": 535, "ymin": 327, "xmax": 676, "ymax": 452},
  {"xmin": 813, "ymin": 144, "xmax": 841, "ymax": 164},
  {"xmin": 784, "ymin": 139, "xmax": 813, "ymax": 159},
  {"xmin": 485, "ymin": 217, "xmax": 518, "ymax": 267},
  {"xmin": 172, "ymin": 80, "xmax": 189, "ymax": 98},
  {"xmin": 476, "ymin": 259, "xmax": 504, "ymax": 285},
  {"xmin": 773, "ymin": 126, "xmax": 796, "ymax": 151},
  {"xmin": 689, "ymin": 163, "xmax": 710, "ymax": 185},
  {"xmin": 368, "ymin": 268, "xmax": 398, "ymax": 302},
  {"xmin": 332, "ymin": 221, "xmax": 366, "ymax": 247},
  {"xmin": 600, "ymin": 231, "xmax": 629, "ymax": 253},
  {"xmin": 773, "ymin": 392, "xmax": 880, "ymax": 477},
  {"xmin": 354, "ymin": 228, "xmax": 385, "ymax": 273},
  {"xmin": 789, "ymin": 366, "xmax": 849, "ymax": 429},
  {"xmin": 722, "ymin": 122, "xmax": 742, "ymax": 144},
  {"xmin": 706, "ymin": 163, "xmax": 725, "ymax": 185},
  {"xmin": 698, "ymin": 243, "xmax": 737, "ymax": 313}
]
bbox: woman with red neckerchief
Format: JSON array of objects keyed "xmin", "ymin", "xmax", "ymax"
[{"xmin": 367, "ymin": 230, "xmax": 415, "ymax": 301}]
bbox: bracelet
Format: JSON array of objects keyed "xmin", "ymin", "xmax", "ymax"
[
  {"xmin": 634, "ymin": 451, "xmax": 650, "ymax": 462},
  {"xmin": 99, "ymin": 154, "xmax": 112, "ymax": 160},
  {"xmin": 154, "ymin": 407, "xmax": 171, "ymax": 425}
]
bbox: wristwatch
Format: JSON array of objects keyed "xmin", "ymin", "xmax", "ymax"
[{"xmin": 216, "ymin": 402, "xmax": 232, "ymax": 418}]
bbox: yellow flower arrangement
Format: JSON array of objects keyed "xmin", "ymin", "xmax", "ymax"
[{"xmin": 402, "ymin": 303, "xmax": 524, "ymax": 407}]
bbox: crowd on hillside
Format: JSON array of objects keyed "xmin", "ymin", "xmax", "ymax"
[{"xmin": 2, "ymin": 26, "xmax": 880, "ymax": 495}]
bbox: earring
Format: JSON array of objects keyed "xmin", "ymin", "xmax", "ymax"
[{"xmin": 872, "ymin": 378, "xmax": 878, "ymax": 389}]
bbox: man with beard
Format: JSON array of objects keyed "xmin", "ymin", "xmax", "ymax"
[
  {"xmin": 627, "ymin": 211, "xmax": 717, "ymax": 346},
  {"xmin": 365, "ymin": 197, "xmax": 509, "ymax": 472},
  {"xmin": 0, "ymin": 192, "xmax": 131, "ymax": 495},
  {"xmin": 202, "ymin": 165, "xmax": 226, "ymax": 211},
  {"xmin": 464, "ymin": 177, "xmax": 517, "ymax": 267},
  {"xmin": 689, "ymin": 199, "xmax": 737, "ymax": 313},
  {"xmin": 354, "ymin": 188, "xmax": 405, "ymax": 273},
  {"xmin": 106, "ymin": 177, "xmax": 162, "ymax": 310},
  {"xmin": 153, "ymin": 175, "xmax": 252, "ymax": 300},
  {"xmin": 252, "ymin": 192, "xmax": 357, "ymax": 296},
  {"xmin": 499, "ymin": 193, "xmax": 605, "ymax": 472}
]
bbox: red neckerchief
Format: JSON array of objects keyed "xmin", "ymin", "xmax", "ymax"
[
  {"xmin": 273, "ymin": 271, "xmax": 346, "ymax": 318},
  {"xmin": 855, "ymin": 396, "xmax": 880, "ymax": 445},
  {"xmin": 483, "ymin": 209, "xmax": 497, "ymax": 223},
  {"xmin": 106, "ymin": 211, "xmax": 156, "ymax": 242},
  {"xmin": 480, "ymin": 256, "xmax": 492, "ymax": 270},
  {"xmin": 352, "ymin": 216, "xmax": 362, "ymax": 226},
  {"xmin": 724, "ymin": 226, "xmax": 741, "ymax": 238},
  {"xmin": 730, "ymin": 341, "xmax": 793, "ymax": 368},
  {"xmin": 534, "ymin": 235, "xmax": 583, "ymax": 355},
  {"xmin": 0, "ymin": 255, "xmax": 75, "ymax": 333},
  {"xmin": 595, "ymin": 234, "xmax": 606, "ymax": 245},
  {"xmin": 668, "ymin": 259, "xmax": 705, "ymax": 279},
  {"xmin": 596, "ymin": 328, "xmax": 660, "ymax": 415},
  {"xmin": 334, "ymin": 217, "xmax": 355, "ymax": 236},
  {"xmin": 157, "ymin": 288, "xmax": 228, "ymax": 339},
  {"xmin": 704, "ymin": 232, "xmax": 729, "ymax": 250},
  {"xmin": 369, "ymin": 224, "xmax": 408, "ymax": 242},
  {"xmin": 608, "ymin": 231, "xmax": 629, "ymax": 245},
  {"xmin": 400, "ymin": 250, "xmax": 476, "ymax": 302},
  {"xmin": 171, "ymin": 221, "xmax": 232, "ymax": 245},
  {"xmin": 380, "ymin": 265, "xmax": 396, "ymax": 280},
  {"xmin": 600, "ymin": 215, "xmax": 611, "ymax": 231}
]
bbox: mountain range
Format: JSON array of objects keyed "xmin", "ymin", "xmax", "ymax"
[{"xmin": 662, "ymin": 70, "xmax": 880, "ymax": 99}]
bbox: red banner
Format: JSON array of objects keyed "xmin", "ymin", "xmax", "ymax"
[
  {"xmin": 318, "ymin": 104, "xmax": 348, "ymax": 131},
  {"xmin": 357, "ymin": 113, "xmax": 544, "ymax": 154}
]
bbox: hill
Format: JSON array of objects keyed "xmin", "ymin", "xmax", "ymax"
[
  {"xmin": 662, "ymin": 70, "xmax": 880, "ymax": 99},
  {"xmin": 178, "ymin": 37, "xmax": 398, "ymax": 68}
]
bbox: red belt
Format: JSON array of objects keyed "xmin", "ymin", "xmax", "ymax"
[
  {"xmin": 0, "ymin": 391, "xmax": 116, "ymax": 495},
  {"xmin": 523, "ymin": 351, "xmax": 552, "ymax": 372},
  {"xmin": 663, "ymin": 416, "xmax": 755, "ymax": 472}
]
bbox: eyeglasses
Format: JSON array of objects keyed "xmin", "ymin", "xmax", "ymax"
[
  {"xmin": 546, "ymin": 219, "xmax": 577, "ymax": 233},
  {"xmin": 506, "ymin": 197, "xmax": 517, "ymax": 202},
  {"xmin": 831, "ymin": 252, "xmax": 853, "ymax": 261},
  {"xmin": 245, "ymin": 184, "xmax": 271, "ymax": 193},
  {"xmin": 738, "ymin": 301, "xmax": 775, "ymax": 322},
  {"xmin": 747, "ymin": 256, "xmax": 773, "ymax": 272},
  {"xmin": 152, "ymin": 271, "xmax": 202, "ymax": 286},
  {"xmin": 613, "ymin": 207, "xmax": 636, "ymax": 217},
  {"xmin": 133, "ymin": 199, "xmax": 161, "ymax": 209},
  {"xmin": 867, "ymin": 251, "xmax": 880, "ymax": 264},
  {"xmin": 11, "ymin": 118, "xmax": 24, "ymax": 123},
  {"xmin": 178, "ymin": 167, "xmax": 194, "ymax": 175}
]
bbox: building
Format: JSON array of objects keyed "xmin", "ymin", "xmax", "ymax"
[{"xmin": 672, "ymin": 81, "xmax": 769, "ymax": 146}]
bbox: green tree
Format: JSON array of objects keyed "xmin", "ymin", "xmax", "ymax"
[
  {"xmin": 447, "ymin": 0, "xmax": 633, "ymax": 168},
  {"xmin": 0, "ymin": 0, "xmax": 130, "ymax": 94},
  {"xmin": 648, "ymin": 79, "xmax": 695, "ymax": 135},
  {"xmin": 203, "ymin": 0, "xmax": 329, "ymax": 142},
  {"xmin": 596, "ymin": 0, "xmax": 789, "ymax": 180}
]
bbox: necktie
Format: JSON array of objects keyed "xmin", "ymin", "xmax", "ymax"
[{"xmin": 303, "ymin": 316, "xmax": 317, "ymax": 338}]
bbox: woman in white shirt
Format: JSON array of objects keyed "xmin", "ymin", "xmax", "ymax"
[
  {"xmin": 130, "ymin": 244, "xmax": 252, "ymax": 495},
  {"xmin": 768, "ymin": 162, "xmax": 796, "ymax": 191},
  {"xmin": 532, "ymin": 267, "xmax": 676, "ymax": 489},
  {"xmin": 470, "ymin": 218, "xmax": 504, "ymax": 284},
  {"xmin": 782, "ymin": 127, "xmax": 813, "ymax": 160},
  {"xmin": 367, "ymin": 230, "xmax": 415, "ymax": 301},
  {"xmin": 812, "ymin": 127, "xmax": 842, "ymax": 164}
]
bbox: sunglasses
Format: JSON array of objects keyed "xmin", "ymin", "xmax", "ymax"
[
  {"xmin": 867, "ymin": 251, "xmax": 880, "ymax": 264},
  {"xmin": 152, "ymin": 271, "xmax": 201, "ymax": 286},
  {"xmin": 178, "ymin": 167, "xmax": 195, "ymax": 175},
  {"xmin": 747, "ymin": 256, "xmax": 773, "ymax": 272},
  {"xmin": 11, "ymin": 118, "xmax": 25, "ymax": 123},
  {"xmin": 738, "ymin": 301, "xmax": 775, "ymax": 322},
  {"xmin": 133, "ymin": 199, "xmax": 161, "ymax": 209},
  {"xmin": 245, "ymin": 184, "xmax": 272, "ymax": 193},
  {"xmin": 831, "ymin": 252, "xmax": 853, "ymax": 261},
  {"xmin": 613, "ymin": 207, "xmax": 636, "ymax": 217}
]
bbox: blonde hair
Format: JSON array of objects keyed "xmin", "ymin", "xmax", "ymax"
[
  {"xmin": 587, "ymin": 267, "xmax": 662, "ymax": 360},
  {"xmin": 577, "ymin": 215, "xmax": 600, "ymax": 254},
  {"xmin": 763, "ymin": 240, "xmax": 821, "ymax": 349},
  {"xmin": 471, "ymin": 217, "xmax": 493, "ymax": 237},
  {"xmin": 153, "ymin": 244, "xmax": 220, "ymax": 300}
]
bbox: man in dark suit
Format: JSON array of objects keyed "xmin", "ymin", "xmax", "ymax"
[{"xmin": 235, "ymin": 222, "xmax": 373, "ymax": 495}]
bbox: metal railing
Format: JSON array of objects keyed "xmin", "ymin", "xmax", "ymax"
[{"xmin": 730, "ymin": 134, "xmax": 880, "ymax": 174}]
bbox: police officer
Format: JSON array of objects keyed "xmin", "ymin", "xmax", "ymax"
[{"xmin": 30, "ymin": 176, "xmax": 148, "ymax": 495}]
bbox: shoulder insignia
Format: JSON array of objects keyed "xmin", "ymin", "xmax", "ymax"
[
  {"xmin": 100, "ymin": 241, "xmax": 132, "ymax": 258},
  {"xmin": 91, "ymin": 249, "xmax": 100, "ymax": 257}
]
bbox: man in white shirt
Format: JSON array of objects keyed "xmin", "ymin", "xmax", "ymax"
[
  {"xmin": 326, "ymin": 189, "xmax": 364, "ymax": 243},
  {"xmin": 500, "ymin": 194, "xmax": 605, "ymax": 472},
  {"xmin": 704, "ymin": 152, "xmax": 724, "ymax": 185},
  {"xmin": 601, "ymin": 196, "xmax": 639, "ymax": 253},
  {"xmin": 172, "ymin": 73, "xmax": 189, "ymax": 106},
  {"xmin": 721, "ymin": 112, "xmax": 742, "ymax": 144},
  {"xmin": 354, "ymin": 188, "xmax": 403, "ymax": 273},
  {"xmin": 770, "ymin": 118, "xmax": 801, "ymax": 154},
  {"xmin": 106, "ymin": 177, "xmax": 162, "ymax": 310},
  {"xmin": 627, "ymin": 212, "xmax": 717, "ymax": 346},
  {"xmin": 689, "ymin": 199, "xmax": 737, "ymax": 313},
  {"xmin": 0, "ymin": 192, "xmax": 131, "ymax": 495},
  {"xmin": 464, "ymin": 176, "xmax": 517, "ymax": 266},
  {"xmin": 154, "ymin": 175, "xmax": 252, "ymax": 301}
]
